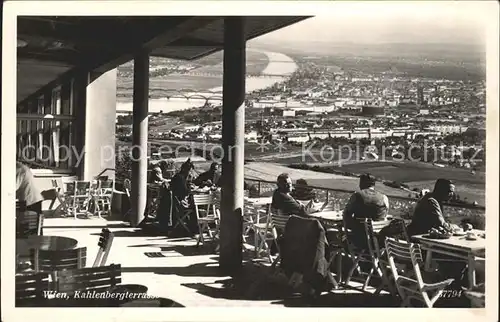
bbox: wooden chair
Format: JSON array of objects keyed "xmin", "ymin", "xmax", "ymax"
[
  {"xmin": 325, "ymin": 222, "xmax": 348, "ymax": 287},
  {"xmin": 15, "ymin": 271, "xmax": 51, "ymax": 306},
  {"xmin": 251, "ymin": 204, "xmax": 273, "ymax": 261},
  {"xmin": 253, "ymin": 207, "xmax": 289, "ymax": 264},
  {"xmin": 192, "ymin": 193, "xmax": 218, "ymax": 247},
  {"xmin": 343, "ymin": 219, "xmax": 392, "ymax": 292},
  {"xmin": 463, "ymin": 283, "xmax": 485, "ymax": 308},
  {"xmin": 146, "ymin": 183, "xmax": 162, "ymax": 219},
  {"xmin": 385, "ymin": 238, "xmax": 454, "ymax": 307},
  {"xmin": 93, "ymin": 228, "xmax": 115, "ymax": 267},
  {"xmin": 16, "ymin": 210, "xmax": 44, "ymax": 238},
  {"xmin": 65, "ymin": 181, "xmax": 92, "ymax": 219},
  {"xmin": 33, "ymin": 246, "xmax": 87, "ymax": 273},
  {"xmin": 170, "ymin": 193, "xmax": 192, "ymax": 235},
  {"xmin": 51, "ymin": 177, "xmax": 74, "ymax": 216},
  {"xmin": 93, "ymin": 179, "xmax": 114, "ymax": 218},
  {"xmin": 122, "ymin": 179, "xmax": 132, "ymax": 220},
  {"xmin": 361, "ymin": 219, "xmax": 397, "ymax": 295},
  {"xmin": 16, "ymin": 199, "xmax": 27, "ymax": 212},
  {"xmin": 242, "ymin": 203, "xmax": 268, "ymax": 243},
  {"xmin": 55, "ymin": 264, "xmax": 122, "ymax": 296}
]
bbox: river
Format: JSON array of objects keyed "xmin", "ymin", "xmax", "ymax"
[{"xmin": 116, "ymin": 50, "xmax": 297, "ymax": 114}]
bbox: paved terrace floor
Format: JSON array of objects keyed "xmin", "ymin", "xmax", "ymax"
[{"xmin": 38, "ymin": 215, "xmax": 471, "ymax": 308}]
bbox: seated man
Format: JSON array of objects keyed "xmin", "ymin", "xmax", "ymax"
[
  {"xmin": 193, "ymin": 162, "xmax": 221, "ymax": 188},
  {"xmin": 342, "ymin": 173, "xmax": 389, "ymax": 249},
  {"xmin": 407, "ymin": 178, "xmax": 456, "ymax": 236},
  {"xmin": 16, "ymin": 161, "xmax": 43, "ymax": 214},
  {"xmin": 407, "ymin": 179, "xmax": 466, "ymax": 284},
  {"xmin": 271, "ymin": 173, "xmax": 309, "ymax": 218}
]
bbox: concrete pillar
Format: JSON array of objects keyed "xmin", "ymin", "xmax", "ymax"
[
  {"xmin": 83, "ymin": 69, "xmax": 117, "ymax": 181},
  {"xmin": 60, "ymin": 82, "xmax": 72, "ymax": 168},
  {"xmin": 130, "ymin": 52, "xmax": 150, "ymax": 227},
  {"xmin": 219, "ymin": 17, "xmax": 245, "ymax": 274},
  {"xmin": 72, "ymin": 73, "xmax": 89, "ymax": 179}
]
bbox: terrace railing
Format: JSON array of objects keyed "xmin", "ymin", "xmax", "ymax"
[
  {"xmin": 111, "ymin": 169, "xmax": 485, "ymax": 228},
  {"xmin": 243, "ymin": 178, "xmax": 485, "ymax": 226}
]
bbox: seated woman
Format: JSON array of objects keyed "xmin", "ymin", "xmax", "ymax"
[
  {"xmin": 158, "ymin": 159, "xmax": 197, "ymax": 235},
  {"xmin": 193, "ymin": 162, "xmax": 221, "ymax": 188},
  {"xmin": 170, "ymin": 159, "xmax": 194, "ymax": 205}
]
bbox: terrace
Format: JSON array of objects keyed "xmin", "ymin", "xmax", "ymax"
[{"xmin": 11, "ymin": 15, "xmax": 486, "ymax": 310}]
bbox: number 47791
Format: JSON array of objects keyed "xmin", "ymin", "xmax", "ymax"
[{"xmin": 440, "ymin": 290, "xmax": 463, "ymax": 298}]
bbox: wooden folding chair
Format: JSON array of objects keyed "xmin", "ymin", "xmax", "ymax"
[
  {"xmin": 56, "ymin": 264, "xmax": 122, "ymax": 296},
  {"xmin": 16, "ymin": 210, "xmax": 44, "ymax": 238},
  {"xmin": 343, "ymin": 219, "xmax": 392, "ymax": 292},
  {"xmin": 146, "ymin": 183, "xmax": 162, "ymax": 219},
  {"xmin": 325, "ymin": 222, "xmax": 347, "ymax": 287},
  {"xmin": 253, "ymin": 207, "xmax": 289, "ymax": 264},
  {"xmin": 464, "ymin": 283, "xmax": 485, "ymax": 308},
  {"xmin": 192, "ymin": 193, "xmax": 218, "ymax": 247},
  {"xmin": 242, "ymin": 202, "xmax": 268, "ymax": 243},
  {"xmin": 94, "ymin": 179, "xmax": 114, "ymax": 218},
  {"xmin": 15, "ymin": 271, "xmax": 51, "ymax": 306},
  {"xmin": 251, "ymin": 204, "xmax": 273, "ymax": 260},
  {"xmin": 33, "ymin": 247, "xmax": 87, "ymax": 273},
  {"xmin": 65, "ymin": 181, "xmax": 92, "ymax": 219},
  {"xmin": 362, "ymin": 219, "xmax": 397, "ymax": 296},
  {"xmin": 171, "ymin": 194, "xmax": 192, "ymax": 235},
  {"xmin": 51, "ymin": 177, "xmax": 74, "ymax": 216},
  {"xmin": 122, "ymin": 179, "xmax": 132, "ymax": 220},
  {"xmin": 385, "ymin": 238, "xmax": 454, "ymax": 307},
  {"xmin": 93, "ymin": 228, "xmax": 115, "ymax": 267}
]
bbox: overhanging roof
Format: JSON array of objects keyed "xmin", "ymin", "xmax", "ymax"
[{"xmin": 17, "ymin": 16, "xmax": 310, "ymax": 105}]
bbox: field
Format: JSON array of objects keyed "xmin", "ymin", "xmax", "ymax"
[{"xmin": 328, "ymin": 161, "xmax": 485, "ymax": 205}]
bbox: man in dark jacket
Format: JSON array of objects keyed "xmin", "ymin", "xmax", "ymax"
[
  {"xmin": 407, "ymin": 178, "xmax": 456, "ymax": 236},
  {"xmin": 193, "ymin": 162, "xmax": 221, "ymax": 188},
  {"xmin": 407, "ymin": 179, "xmax": 467, "ymax": 287},
  {"xmin": 271, "ymin": 173, "xmax": 309, "ymax": 218},
  {"xmin": 342, "ymin": 173, "xmax": 389, "ymax": 249}
]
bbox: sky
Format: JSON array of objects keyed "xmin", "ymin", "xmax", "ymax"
[{"xmin": 250, "ymin": 2, "xmax": 488, "ymax": 46}]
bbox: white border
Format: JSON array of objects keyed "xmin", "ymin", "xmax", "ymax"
[{"xmin": 2, "ymin": 1, "xmax": 499, "ymax": 322}]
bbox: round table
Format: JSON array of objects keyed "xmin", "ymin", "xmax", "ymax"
[{"xmin": 16, "ymin": 235, "xmax": 78, "ymax": 255}]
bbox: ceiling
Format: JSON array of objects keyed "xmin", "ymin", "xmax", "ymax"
[{"xmin": 17, "ymin": 16, "xmax": 310, "ymax": 105}]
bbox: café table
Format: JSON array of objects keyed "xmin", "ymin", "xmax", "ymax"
[
  {"xmin": 412, "ymin": 230, "xmax": 485, "ymax": 287},
  {"xmin": 244, "ymin": 196, "xmax": 272, "ymax": 206},
  {"xmin": 16, "ymin": 235, "xmax": 78, "ymax": 271},
  {"xmin": 308, "ymin": 210, "xmax": 343, "ymax": 229}
]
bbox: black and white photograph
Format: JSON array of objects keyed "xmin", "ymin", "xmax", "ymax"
[{"xmin": 2, "ymin": 1, "xmax": 498, "ymax": 321}]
